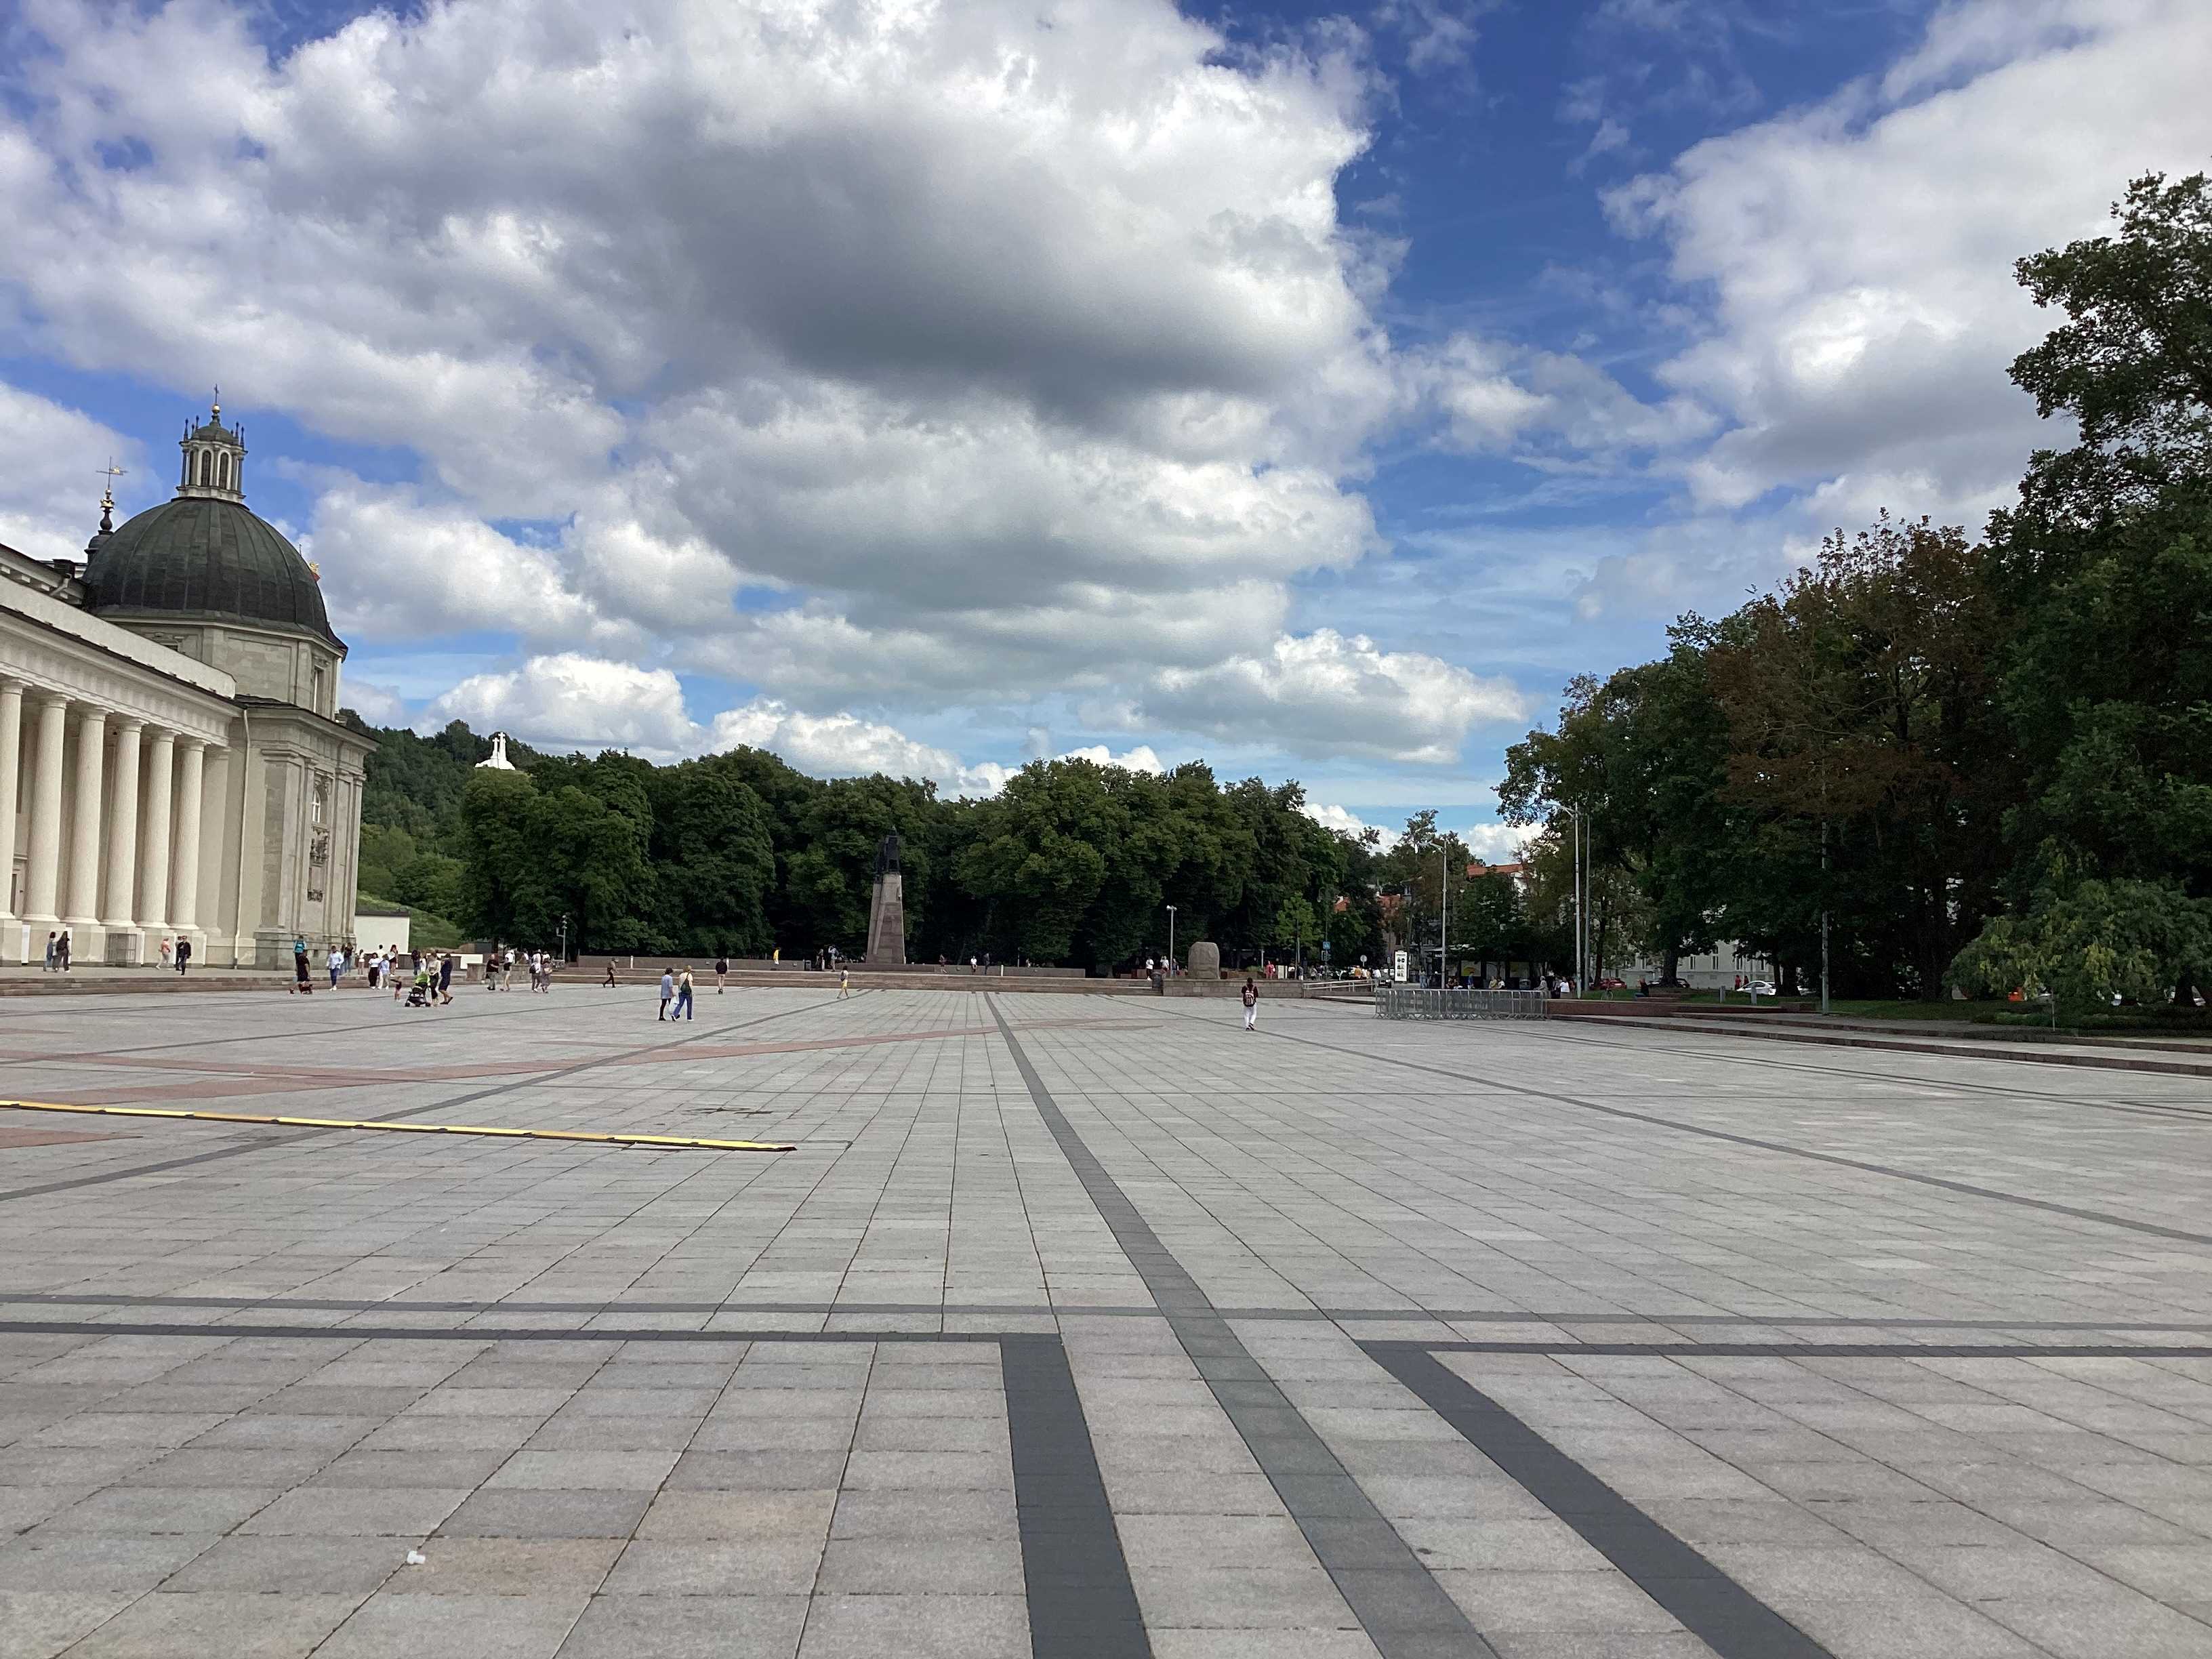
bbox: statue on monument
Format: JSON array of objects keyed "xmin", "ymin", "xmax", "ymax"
[{"xmin": 874, "ymin": 831, "xmax": 902, "ymax": 878}]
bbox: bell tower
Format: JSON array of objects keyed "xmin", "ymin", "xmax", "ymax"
[{"xmin": 178, "ymin": 390, "xmax": 247, "ymax": 503}]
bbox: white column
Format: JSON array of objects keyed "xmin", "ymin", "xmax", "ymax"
[
  {"xmin": 62, "ymin": 706, "xmax": 106, "ymax": 929},
  {"xmin": 171, "ymin": 738, "xmax": 206, "ymax": 934},
  {"xmin": 103, "ymin": 718, "xmax": 143, "ymax": 935},
  {"xmin": 21, "ymin": 694, "xmax": 68, "ymax": 941},
  {"xmin": 140, "ymin": 727, "xmax": 175, "ymax": 935},
  {"xmin": 0, "ymin": 680, "xmax": 20, "ymax": 926}
]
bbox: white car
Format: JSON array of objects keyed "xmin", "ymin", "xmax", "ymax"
[{"xmin": 1742, "ymin": 979, "xmax": 1777, "ymax": 998}]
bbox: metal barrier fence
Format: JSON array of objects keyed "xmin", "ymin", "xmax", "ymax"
[{"xmin": 1373, "ymin": 985, "xmax": 1549, "ymax": 1021}]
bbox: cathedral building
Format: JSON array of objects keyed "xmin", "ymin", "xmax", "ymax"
[{"xmin": 0, "ymin": 400, "xmax": 372, "ymax": 966}]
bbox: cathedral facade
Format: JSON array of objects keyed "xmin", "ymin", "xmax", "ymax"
[{"xmin": 0, "ymin": 401, "xmax": 373, "ymax": 967}]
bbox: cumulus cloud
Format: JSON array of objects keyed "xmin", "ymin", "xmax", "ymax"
[
  {"xmin": 1412, "ymin": 335, "xmax": 1714, "ymax": 466},
  {"xmin": 1141, "ymin": 630, "xmax": 1527, "ymax": 764},
  {"xmin": 0, "ymin": 0, "xmax": 1407, "ymax": 725},
  {"xmin": 1460, "ymin": 821, "xmax": 1525, "ymax": 863},
  {"xmin": 336, "ymin": 677, "xmax": 408, "ymax": 726},
  {"xmin": 1607, "ymin": 0, "xmax": 2212, "ymax": 520},
  {"xmin": 707, "ymin": 701, "xmax": 1008, "ymax": 797},
  {"xmin": 1304, "ymin": 803, "xmax": 1396, "ymax": 845},
  {"xmin": 424, "ymin": 654, "xmax": 697, "ymax": 760},
  {"xmin": 0, "ymin": 382, "xmax": 136, "ymax": 561}
]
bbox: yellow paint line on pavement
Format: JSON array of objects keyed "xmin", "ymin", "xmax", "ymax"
[{"xmin": 0, "ymin": 1100, "xmax": 791, "ymax": 1152}]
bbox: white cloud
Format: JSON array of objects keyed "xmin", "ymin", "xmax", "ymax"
[
  {"xmin": 0, "ymin": 383, "xmax": 136, "ymax": 561},
  {"xmin": 424, "ymin": 654, "xmax": 696, "ymax": 760},
  {"xmin": 0, "ymin": 0, "xmax": 1408, "ymax": 726},
  {"xmin": 1057, "ymin": 744, "xmax": 1164, "ymax": 774},
  {"xmin": 707, "ymin": 701, "xmax": 1008, "ymax": 797},
  {"xmin": 1141, "ymin": 629, "xmax": 1527, "ymax": 764},
  {"xmin": 1304, "ymin": 802, "xmax": 1397, "ymax": 846},
  {"xmin": 1460, "ymin": 821, "xmax": 1525, "ymax": 862},
  {"xmin": 335, "ymin": 677, "xmax": 407, "ymax": 726},
  {"xmin": 1414, "ymin": 334, "xmax": 1715, "ymax": 468},
  {"xmin": 1607, "ymin": 0, "xmax": 2212, "ymax": 520}
]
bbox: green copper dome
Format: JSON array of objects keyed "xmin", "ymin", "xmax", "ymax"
[{"xmin": 86, "ymin": 495, "xmax": 343, "ymax": 651}]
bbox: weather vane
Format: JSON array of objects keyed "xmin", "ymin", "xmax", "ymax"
[{"xmin": 96, "ymin": 458, "xmax": 126, "ymax": 532}]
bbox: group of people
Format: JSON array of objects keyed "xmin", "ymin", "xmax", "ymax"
[
  {"xmin": 34, "ymin": 928, "xmax": 192, "ymax": 971},
  {"xmin": 485, "ymin": 947, "xmax": 557, "ymax": 993}
]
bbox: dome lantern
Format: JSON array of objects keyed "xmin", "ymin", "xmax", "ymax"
[{"xmin": 178, "ymin": 389, "xmax": 247, "ymax": 504}]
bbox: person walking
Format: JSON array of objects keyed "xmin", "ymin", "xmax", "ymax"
[
  {"xmin": 658, "ymin": 968, "xmax": 676, "ymax": 1021},
  {"xmin": 56, "ymin": 929, "xmax": 70, "ymax": 972},
  {"xmin": 42, "ymin": 932, "xmax": 56, "ymax": 971},
  {"xmin": 327, "ymin": 944, "xmax": 345, "ymax": 990},
  {"xmin": 603, "ymin": 960, "xmax": 618, "ymax": 989},
  {"xmin": 174, "ymin": 936, "xmax": 191, "ymax": 975},
  {"xmin": 672, "ymin": 968, "xmax": 695, "ymax": 1023},
  {"xmin": 437, "ymin": 952, "xmax": 455, "ymax": 1005},
  {"xmin": 291, "ymin": 935, "xmax": 310, "ymax": 994},
  {"xmin": 392, "ymin": 950, "xmax": 408, "ymax": 1000},
  {"xmin": 1240, "ymin": 975, "xmax": 1258, "ymax": 1032},
  {"xmin": 159, "ymin": 937, "xmax": 173, "ymax": 970},
  {"xmin": 714, "ymin": 954, "xmax": 728, "ymax": 994},
  {"xmin": 837, "ymin": 964, "xmax": 851, "ymax": 999}
]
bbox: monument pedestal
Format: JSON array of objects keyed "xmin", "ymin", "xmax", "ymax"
[{"xmin": 867, "ymin": 872, "xmax": 907, "ymax": 966}]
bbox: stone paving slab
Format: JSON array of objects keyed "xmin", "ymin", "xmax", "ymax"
[{"xmin": 0, "ymin": 987, "xmax": 2208, "ymax": 1655}]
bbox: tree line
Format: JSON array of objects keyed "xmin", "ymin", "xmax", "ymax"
[{"xmin": 1499, "ymin": 171, "xmax": 2212, "ymax": 1018}]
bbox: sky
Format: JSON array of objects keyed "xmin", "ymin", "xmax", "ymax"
[{"xmin": 3, "ymin": 0, "xmax": 2209, "ymax": 858}]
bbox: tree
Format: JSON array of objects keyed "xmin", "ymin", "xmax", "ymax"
[{"xmin": 1951, "ymin": 879, "xmax": 2212, "ymax": 1023}]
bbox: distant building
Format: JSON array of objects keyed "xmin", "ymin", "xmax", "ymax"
[
  {"xmin": 0, "ymin": 398, "xmax": 373, "ymax": 965},
  {"xmin": 1618, "ymin": 942, "xmax": 1777, "ymax": 990}
]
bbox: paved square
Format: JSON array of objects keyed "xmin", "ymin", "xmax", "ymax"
[{"xmin": 3, "ymin": 985, "xmax": 2210, "ymax": 1656}]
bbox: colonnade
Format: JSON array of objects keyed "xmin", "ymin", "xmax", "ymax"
[{"xmin": 0, "ymin": 677, "xmax": 217, "ymax": 962}]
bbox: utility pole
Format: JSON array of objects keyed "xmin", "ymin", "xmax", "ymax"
[
  {"xmin": 1819, "ymin": 817, "xmax": 1831, "ymax": 1016},
  {"xmin": 1166, "ymin": 905, "xmax": 1176, "ymax": 972}
]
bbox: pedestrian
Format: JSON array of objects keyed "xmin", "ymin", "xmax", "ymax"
[
  {"xmin": 658, "ymin": 968, "xmax": 676, "ymax": 1021},
  {"xmin": 174, "ymin": 936, "xmax": 190, "ymax": 975},
  {"xmin": 327, "ymin": 943, "xmax": 344, "ymax": 989},
  {"xmin": 291, "ymin": 935, "xmax": 310, "ymax": 994},
  {"xmin": 673, "ymin": 968, "xmax": 695, "ymax": 1023},
  {"xmin": 838, "ymin": 965, "xmax": 851, "ymax": 999},
  {"xmin": 392, "ymin": 951, "xmax": 407, "ymax": 1000},
  {"xmin": 43, "ymin": 932, "xmax": 56, "ymax": 971},
  {"xmin": 437, "ymin": 953, "xmax": 455, "ymax": 1004},
  {"xmin": 159, "ymin": 936, "xmax": 173, "ymax": 970},
  {"xmin": 57, "ymin": 928, "xmax": 70, "ymax": 971},
  {"xmin": 714, "ymin": 954, "xmax": 728, "ymax": 994},
  {"xmin": 1240, "ymin": 975, "xmax": 1258, "ymax": 1032},
  {"xmin": 603, "ymin": 960, "xmax": 618, "ymax": 989}
]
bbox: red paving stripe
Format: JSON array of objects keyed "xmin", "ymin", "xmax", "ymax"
[
  {"xmin": 0, "ymin": 1126, "xmax": 130, "ymax": 1147},
  {"xmin": 0, "ymin": 1023, "xmax": 1011, "ymax": 1096}
]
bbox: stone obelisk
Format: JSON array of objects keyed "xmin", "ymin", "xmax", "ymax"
[{"xmin": 865, "ymin": 831, "xmax": 907, "ymax": 966}]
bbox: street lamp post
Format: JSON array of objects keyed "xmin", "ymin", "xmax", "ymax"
[
  {"xmin": 1438, "ymin": 842, "xmax": 1448, "ymax": 988},
  {"xmin": 1561, "ymin": 804, "xmax": 1586, "ymax": 995},
  {"xmin": 1166, "ymin": 905, "xmax": 1176, "ymax": 973}
]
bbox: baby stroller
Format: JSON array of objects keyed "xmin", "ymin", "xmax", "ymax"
[{"xmin": 405, "ymin": 974, "xmax": 434, "ymax": 1008}]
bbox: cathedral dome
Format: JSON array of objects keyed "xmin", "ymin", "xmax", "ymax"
[
  {"xmin": 82, "ymin": 398, "xmax": 344, "ymax": 651},
  {"xmin": 86, "ymin": 495, "xmax": 342, "ymax": 649}
]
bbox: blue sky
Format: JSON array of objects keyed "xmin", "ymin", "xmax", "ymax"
[{"xmin": 3, "ymin": 0, "xmax": 2207, "ymax": 853}]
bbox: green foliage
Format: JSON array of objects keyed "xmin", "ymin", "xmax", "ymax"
[
  {"xmin": 1949, "ymin": 880, "xmax": 2212, "ymax": 1021},
  {"xmin": 1502, "ymin": 171, "xmax": 2212, "ymax": 1010}
]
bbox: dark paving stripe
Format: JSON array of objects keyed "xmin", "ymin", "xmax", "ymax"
[
  {"xmin": 1368, "ymin": 1343, "xmax": 1837, "ymax": 1659},
  {"xmin": 0, "ymin": 994, "xmax": 855, "ymax": 1204},
  {"xmin": 988, "ymin": 998, "xmax": 1497, "ymax": 1659},
  {"xmin": 1259, "ymin": 1026, "xmax": 2212, "ymax": 1248},
  {"xmin": 1002, "ymin": 1334, "xmax": 1153, "ymax": 1659}
]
